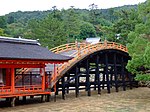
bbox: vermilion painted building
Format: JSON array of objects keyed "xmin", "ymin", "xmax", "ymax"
[{"xmin": 0, "ymin": 36, "xmax": 71, "ymax": 107}]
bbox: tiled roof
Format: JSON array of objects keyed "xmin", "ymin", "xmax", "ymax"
[{"xmin": 0, "ymin": 37, "xmax": 71, "ymax": 61}]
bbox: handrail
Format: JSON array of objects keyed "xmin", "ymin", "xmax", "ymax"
[
  {"xmin": 50, "ymin": 42, "xmax": 88, "ymax": 53},
  {"xmin": 50, "ymin": 41, "xmax": 128, "ymax": 87},
  {"xmin": 0, "ymin": 86, "xmax": 11, "ymax": 94},
  {"xmin": 0, "ymin": 85, "xmax": 42, "ymax": 95}
]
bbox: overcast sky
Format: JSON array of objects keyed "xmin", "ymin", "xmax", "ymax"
[{"xmin": 0, "ymin": 0, "xmax": 146, "ymax": 16}]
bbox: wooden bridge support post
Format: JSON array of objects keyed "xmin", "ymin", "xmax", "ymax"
[
  {"xmin": 66, "ymin": 74, "xmax": 70, "ymax": 94},
  {"xmin": 121, "ymin": 56, "xmax": 126, "ymax": 91},
  {"xmin": 61, "ymin": 77, "xmax": 66, "ymax": 100},
  {"xmin": 94, "ymin": 67, "xmax": 97, "ymax": 90},
  {"xmin": 86, "ymin": 59, "xmax": 91, "ymax": 96},
  {"xmin": 75, "ymin": 66, "xmax": 79, "ymax": 97},
  {"xmin": 110, "ymin": 67, "xmax": 113, "ymax": 88},
  {"xmin": 96, "ymin": 55, "xmax": 101, "ymax": 94},
  {"xmin": 102, "ymin": 68, "xmax": 105, "ymax": 89},
  {"xmin": 105, "ymin": 53, "xmax": 110, "ymax": 93},
  {"xmin": 114, "ymin": 53, "xmax": 118, "ymax": 92},
  {"xmin": 55, "ymin": 80, "xmax": 59, "ymax": 95},
  {"xmin": 23, "ymin": 96, "xmax": 26, "ymax": 103}
]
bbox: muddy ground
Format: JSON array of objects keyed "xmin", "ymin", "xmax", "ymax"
[{"xmin": 0, "ymin": 87, "xmax": 150, "ymax": 112}]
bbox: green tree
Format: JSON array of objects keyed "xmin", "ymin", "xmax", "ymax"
[
  {"xmin": 113, "ymin": 8, "xmax": 139, "ymax": 45},
  {"xmin": 79, "ymin": 22, "xmax": 96, "ymax": 39},
  {"xmin": 25, "ymin": 15, "xmax": 67, "ymax": 48},
  {"xmin": 127, "ymin": 0, "xmax": 150, "ymax": 81},
  {"xmin": 63, "ymin": 8, "xmax": 81, "ymax": 42},
  {"xmin": 0, "ymin": 16, "xmax": 7, "ymax": 28},
  {"xmin": 0, "ymin": 28, "xmax": 7, "ymax": 36}
]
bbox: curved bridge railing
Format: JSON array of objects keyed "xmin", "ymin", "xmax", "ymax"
[
  {"xmin": 50, "ymin": 41, "xmax": 128, "ymax": 88},
  {"xmin": 50, "ymin": 42, "xmax": 88, "ymax": 54}
]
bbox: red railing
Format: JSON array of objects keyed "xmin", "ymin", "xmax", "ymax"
[
  {"xmin": 0, "ymin": 85, "xmax": 42, "ymax": 95},
  {"xmin": 0, "ymin": 86, "xmax": 11, "ymax": 94}
]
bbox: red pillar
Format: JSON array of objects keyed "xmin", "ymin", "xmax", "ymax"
[
  {"xmin": 41, "ymin": 67, "xmax": 45, "ymax": 91},
  {"xmin": 11, "ymin": 68, "xmax": 15, "ymax": 93},
  {"xmin": 54, "ymin": 64, "xmax": 56, "ymax": 92},
  {"xmin": 6, "ymin": 68, "xmax": 11, "ymax": 86}
]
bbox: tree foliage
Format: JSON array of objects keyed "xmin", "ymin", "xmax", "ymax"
[{"xmin": 126, "ymin": 0, "xmax": 150, "ymax": 81}]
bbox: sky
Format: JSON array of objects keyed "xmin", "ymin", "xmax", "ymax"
[{"xmin": 0, "ymin": 0, "xmax": 146, "ymax": 16}]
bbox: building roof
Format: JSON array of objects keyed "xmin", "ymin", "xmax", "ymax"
[
  {"xmin": 86, "ymin": 37, "xmax": 101, "ymax": 44},
  {"xmin": 0, "ymin": 36, "xmax": 71, "ymax": 61}
]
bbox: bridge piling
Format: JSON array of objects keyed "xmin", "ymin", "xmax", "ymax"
[
  {"xmin": 114, "ymin": 53, "xmax": 119, "ymax": 92},
  {"xmin": 105, "ymin": 53, "xmax": 111, "ymax": 94},
  {"xmin": 75, "ymin": 66, "xmax": 79, "ymax": 97},
  {"xmin": 96, "ymin": 55, "xmax": 101, "ymax": 94},
  {"xmin": 86, "ymin": 59, "xmax": 91, "ymax": 96}
]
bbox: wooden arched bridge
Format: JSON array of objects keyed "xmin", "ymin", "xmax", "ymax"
[{"xmin": 48, "ymin": 41, "xmax": 136, "ymax": 99}]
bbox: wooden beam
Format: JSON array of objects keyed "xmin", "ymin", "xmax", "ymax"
[
  {"xmin": 121, "ymin": 56, "xmax": 126, "ymax": 91},
  {"xmin": 11, "ymin": 68, "xmax": 15, "ymax": 93},
  {"xmin": 0, "ymin": 64, "xmax": 45, "ymax": 68},
  {"xmin": 105, "ymin": 53, "xmax": 110, "ymax": 93},
  {"xmin": 41, "ymin": 67, "xmax": 45, "ymax": 91},
  {"xmin": 114, "ymin": 53, "xmax": 118, "ymax": 92},
  {"xmin": 96, "ymin": 55, "xmax": 101, "ymax": 94},
  {"xmin": 66, "ymin": 73, "xmax": 70, "ymax": 94},
  {"xmin": 62, "ymin": 77, "xmax": 65, "ymax": 100},
  {"xmin": 0, "ymin": 59, "xmax": 68, "ymax": 64},
  {"xmin": 6, "ymin": 68, "xmax": 11, "ymax": 86},
  {"xmin": 75, "ymin": 66, "xmax": 79, "ymax": 97},
  {"xmin": 86, "ymin": 59, "xmax": 91, "ymax": 96}
]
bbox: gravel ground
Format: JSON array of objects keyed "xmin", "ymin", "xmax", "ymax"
[{"xmin": 0, "ymin": 87, "xmax": 150, "ymax": 112}]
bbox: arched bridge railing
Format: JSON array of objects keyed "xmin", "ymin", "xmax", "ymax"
[
  {"xmin": 50, "ymin": 41, "xmax": 128, "ymax": 88},
  {"xmin": 50, "ymin": 42, "xmax": 88, "ymax": 53}
]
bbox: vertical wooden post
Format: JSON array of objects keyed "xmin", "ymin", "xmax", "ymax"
[
  {"xmin": 114, "ymin": 53, "xmax": 118, "ymax": 92},
  {"xmin": 62, "ymin": 77, "xmax": 65, "ymax": 100},
  {"xmin": 75, "ymin": 66, "xmax": 79, "ymax": 97},
  {"xmin": 96, "ymin": 55, "xmax": 101, "ymax": 94},
  {"xmin": 121, "ymin": 56, "xmax": 126, "ymax": 91},
  {"xmin": 55, "ymin": 80, "xmax": 59, "ymax": 95},
  {"xmin": 94, "ymin": 67, "xmax": 97, "ymax": 90},
  {"xmin": 41, "ymin": 67, "xmax": 45, "ymax": 91},
  {"xmin": 66, "ymin": 75, "xmax": 70, "ymax": 94},
  {"xmin": 105, "ymin": 53, "xmax": 110, "ymax": 93},
  {"xmin": 53, "ymin": 64, "xmax": 57, "ymax": 93},
  {"xmin": 102, "ymin": 68, "xmax": 105, "ymax": 89},
  {"xmin": 86, "ymin": 59, "xmax": 91, "ymax": 96},
  {"xmin": 110, "ymin": 67, "xmax": 113, "ymax": 88},
  {"xmin": 11, "ymin": 68, "xmax": 15, "ymax": 93},
  {"xmin": 6, "ymin": 68, "xmax": 11, "ymax": 86}
]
